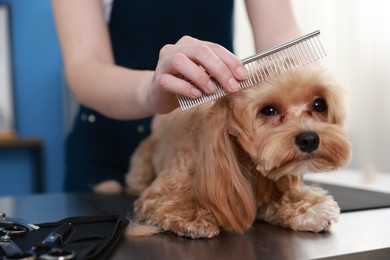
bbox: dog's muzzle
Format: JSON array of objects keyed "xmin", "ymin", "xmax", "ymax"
[{"xmin": 295, "ymin": 131, "xmax": 320, "ymax": 153}]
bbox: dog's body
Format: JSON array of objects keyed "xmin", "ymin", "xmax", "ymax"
[{"xmin": 120, "ymin": 66, "xmax": 351, "ymax": 238}]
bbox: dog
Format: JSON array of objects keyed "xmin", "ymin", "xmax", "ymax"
[{"xmin": 97, "ymin": 65, "xmax": 352, "ymax": 238}]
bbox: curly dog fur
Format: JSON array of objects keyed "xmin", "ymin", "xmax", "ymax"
[{"xmin": 98, "ymin": 66, "xmax": 352, "ymax": 238}]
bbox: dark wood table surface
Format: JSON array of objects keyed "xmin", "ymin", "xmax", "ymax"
[{"xmin": 1, "ymin": 192, "xmax": 390, "ymax": 260}]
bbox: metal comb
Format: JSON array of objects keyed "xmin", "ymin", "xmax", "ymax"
[{"xmin": 177, "ymin": 30, "xmax": 326, "ymax": 111}]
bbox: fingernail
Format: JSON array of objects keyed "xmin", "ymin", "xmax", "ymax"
[
  {"xmin": 207, "ymin": 80, "xmax": 216, "ymax": 93},
  {"xmin": 236, "ymin": 66, "xmax": 248, "ymax": 79},
  {"xmin": 191, "ymin": 88, "xmax": 202, "ymax": 98},
  {"xmin": 228, "ymin": 78, "xmax": 240, "ymax": 92}
]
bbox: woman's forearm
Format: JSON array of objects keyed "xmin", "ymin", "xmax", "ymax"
[
  {"xmin": 64, "ymin": 60, "xmax": 155, "ymax": 120},
  {"xmin": 245, "ymin": 0, "xmax": 301, "ymax": 52}
]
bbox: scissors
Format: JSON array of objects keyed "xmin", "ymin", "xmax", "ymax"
[
  {"xmin": 0, "ymin": 213, "xmax": 39, "ymax": 232},
  {"xmin": 33, "ymin": 223, "xmax": 75, "ymax": 260},
  {"xmin": 0, "ymin": 225, "xmax": 35, "ymax": 260},
  {"xmin": 0, "ymin": 224, "xmax": 76, "ymax": 260}
]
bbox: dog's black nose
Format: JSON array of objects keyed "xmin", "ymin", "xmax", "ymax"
[{"xmin": 295, "ymin": 131, "xmax": 320, "ymax": 153}]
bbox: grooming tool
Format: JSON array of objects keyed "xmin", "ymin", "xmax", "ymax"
[
  {"xmin": 0, "ymin": 238, "xmax": 24, "ymax": 258},
  {"xmin": 0, "ymin": 212, "xmax": 39, "ymax": 231},
  {"xmin": 176, "ymin": 30, "xmax": 326, "ymax": 111},
  {"xmin": 0, "ymin": 225, "xmax": 34, "ymax": 259},
  {"xmin": 0, "ymin": 226, "xmax": 26, "ymax": 256},
  {"xmin": 33, "ymin": 223, "xmax": 75, "ymax": 259},
  {"xmin": 39, "ymin": 248, "xmax": 76, "ymax": 260},
  {"xmin": 41, "ymin": 223, "xmax": 72, "ymax": 246}
]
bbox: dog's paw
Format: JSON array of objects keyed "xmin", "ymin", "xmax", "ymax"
[
  {"xmin": 94, "ymin": 180, "xmax": 123, "ymax": 194},
  {"xmin": 290, "ymin": 198, "xmax": 340, "ymax": 232},
  {"xmin": 166, "ymin": 220, "xmax": 220, "ymax": 239}
]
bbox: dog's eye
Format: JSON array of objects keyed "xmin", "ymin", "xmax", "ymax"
[
  {"xmin": 260, "ymin": 106, "xmax": 279, "ymax": 116},
  {"xmin": 312, "ymin": 98, "xmax": 327, "ymax": 113}
]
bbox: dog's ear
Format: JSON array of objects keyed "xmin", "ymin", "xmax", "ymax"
[{"xmin": 194, "ymin": 99, "xmax": 256, "ymax": 233}]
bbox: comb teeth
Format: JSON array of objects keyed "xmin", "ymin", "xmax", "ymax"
[{"xmin": 177, "ymin": 30, "xmax": 326, "ymax": 111}]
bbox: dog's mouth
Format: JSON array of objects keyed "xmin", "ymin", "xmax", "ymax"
[
  {"xmin": 257, "ymin": 147, "xmax": 349, "ymax": 181},
  {"xmin": 246, "ymin": 122, "xmax": 352, "ymax": 181},
  {"xmin": 255, "ymin": 129, "xmax": 351, "ymax": 180}
]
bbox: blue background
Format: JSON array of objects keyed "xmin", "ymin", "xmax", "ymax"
[{"xmin": 0, "ymin": 0, "xmax": 65, "ymax": 195}]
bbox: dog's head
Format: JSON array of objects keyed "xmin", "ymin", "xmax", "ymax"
[
  {"xmin": 195, "ymin": 66, "xmax": 352, "ymax": 233},
  {"xmin": 226, "ymin": 66, "xmax": 352, "ymax": 179}
]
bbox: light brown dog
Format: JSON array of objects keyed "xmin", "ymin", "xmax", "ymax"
[{"xmin": 102, "ymin": 66, "xmax": 352, "ymax": 238}]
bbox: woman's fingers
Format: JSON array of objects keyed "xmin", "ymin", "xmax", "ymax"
[
  {"xmin": 205, "ymin": 41, "xmax": 248, "ymax": 81},
  {"xmin": 157, "ymin": 36, "xmax": 247, "ymax": 97},
  {"xmin": 159, "ymin": 73, "xmax": 201, "ymax": 98},
  {"xmin": 189, "ymin": 43, "xmax": 242, "ymax": 93},
  {"xmin": 162, "ymin": 52, "xmax": 216, "ymax": 95}
]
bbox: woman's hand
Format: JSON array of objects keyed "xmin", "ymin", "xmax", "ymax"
[{"xmin": 147, "ymin": 36, "xmax": 248, "ymax": 113}]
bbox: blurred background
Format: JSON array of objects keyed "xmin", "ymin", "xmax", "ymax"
[{"xmin": 0, "ymin": 0, "xmax": 389, "ymax": 195}]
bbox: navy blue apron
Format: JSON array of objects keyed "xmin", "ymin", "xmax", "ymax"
[{"xmin": 65, "ymin": 0, "xmax": 234, "ymax": 191}]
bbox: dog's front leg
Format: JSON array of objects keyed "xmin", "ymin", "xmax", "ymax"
[
  {"xmin": 133, "ymin": 169, "xmax": 220, "ymax": 239},
  {"xmin": 260, "ymin": 179, "xmax": 340, "ymax": 232}
]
